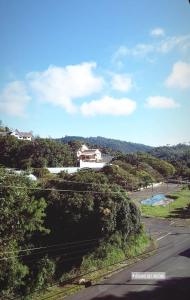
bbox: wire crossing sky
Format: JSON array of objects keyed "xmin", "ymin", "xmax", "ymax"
[{"xmin": 0, "ymin": 0, "xmax": 190, "ymax": 146}]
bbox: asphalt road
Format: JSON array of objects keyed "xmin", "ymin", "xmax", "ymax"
[{"xmin": 65, "ymin": 218, "xmax": 190, "ymax": 300}]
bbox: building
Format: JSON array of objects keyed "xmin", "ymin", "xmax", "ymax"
[
  {"xmin": 10, "ymin": 129, "xmax": 33, "ymax": 141},
  {"xmin": 77, "ymin": 144, "xmax": 102, "ymax": 162},
  {"xmin": 76, "ymin": 144, "xmax": 106, "ymax": 169}
]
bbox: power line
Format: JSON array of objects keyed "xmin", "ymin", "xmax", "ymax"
[
  {"xmin": 0, "ymin": 238, "xmax": 100, "ymax": 256},
  {"xmin": 8, "ymin": 245, "xmax": 157, "ymax": 300},
  {"xmin": 0, "ymin": 243, "xmax": 97, "ymax": 262},
  {"xmin": 1, "ymin": 172, "xmax": 121, "ymax": 189},
  {"xmin": 1, "ymin": 174, "xmax": 131, "ymax": 187},
  {"xmin": 0, "ymin": 241, "xmax": 98, "ymax": 261},
  {"xmin": 0, "ymin": 184, "xmax": 126, "ymax": 195},
  {"xmin": 12, "ymin": 246, "xmax": 157, "ymax": 300},
  {"xmin": 23, "ymin": 247, "xmax": 96, "ymax": 265}
]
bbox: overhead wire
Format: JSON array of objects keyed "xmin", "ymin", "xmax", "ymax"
[
  {"xmin": 0, "ymin": 172, "xmax": 118, "ymax": 189},
  {"xmin": 0, "ymin": 240, "xmax": 99, "ymax": 261},
  {"xmin": 0, "ymin": 184, "xmax": 126, "ymax": 195},
  {"xmin": 0, "ymin": 244, "xmax": 97, "ymax": 262},
  {"xmin": 0, "ymin": 238, "xmax": 100, "ymax": 255},
  {"xmin": 9, "ymin": 246, "xmax": 157, "ymax": 300}
]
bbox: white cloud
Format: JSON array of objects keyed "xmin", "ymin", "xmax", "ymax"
[
  {"xmin": 113, "ymin": 34, "xmax": 190, "ymax": 64},
  {"xmin": 165, "ymin": 61, "xmax": 190, "ymax": 89},
  {"xmin": 112, "ymin": 44, "xmax": 153, "ymax": 66},
  {"xmin": 111, "ymin": 73, "xmax": 133, "ymax": 92},
  {"xmin": 0, "ymin": 81, "xmax": 31, "ymax": 117},
  {"xmin": 150, "ymin": 27, "xmax": 165, "ymax": 37},
  {"xmin": 27, "ymin": 62, "xmax": 104, "ymax": 113},
  {"xmin": 80, "ymin": 96, "xmax": 136, "ymax": 116},
  {"xmin": 145, "ymin": 96, "xmax": 180, "ymax": 109}
]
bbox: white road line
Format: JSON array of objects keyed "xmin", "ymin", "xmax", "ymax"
[
  {"xmin": 157, "ymin": 232, "xmax": 171, "ymax": 241},
  {"xmin": 170, "ymin": 221, "xmax": 175, "ymax": 225}
]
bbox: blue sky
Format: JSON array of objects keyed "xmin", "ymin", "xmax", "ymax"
[{"xmin": 0, "ymin": 0, "xmax": 190, "ymax": 146}]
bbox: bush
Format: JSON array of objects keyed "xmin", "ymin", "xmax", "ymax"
[
  {"xmin": 166, "ymin": 194, "xmax": 178, "ymax": 199},
  {"xmin": 81, "ymin": 230, "xmax": 149, "ymax": 272},
  {"xmin": 27, "ymin": 257, "xmax": 55, "ymax": 296}
]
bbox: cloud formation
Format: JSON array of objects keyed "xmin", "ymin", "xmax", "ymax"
[
  {"xmin": 145, "ymin": 96, "xmax": 179, "ymax": 109},
  {"xmin": 111, "ymin": 73, "xmax": 133, "ymax": 92},
  {"xmin": 27, "ymin": 62, "xmax": 104, "ymax": 113},
  {"xmin": 80, "ymin": 96, "xmax": 136, "ymax": 116},
  {"xmin": 165, "ymin": 61, "xmax": 190, "ymax": 89},
  {"xmin": 113, "ymin": 34, "xmax": 190, "ymax": 66},
  {"xmin": 0, "ymin": 81, "xmax": 31, "ymax": 117},
  {"xmin": 150, "ymin": 27, "xmax": 165, "ymax": 37}
]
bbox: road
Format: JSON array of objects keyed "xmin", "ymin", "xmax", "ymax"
[{"xmin": 64, "ymin": 217, "xmax": 190, "ymax": 300}]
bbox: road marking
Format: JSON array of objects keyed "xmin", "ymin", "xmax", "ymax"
[
  {"xmin": 157, "ymin": 232, "xmax": 171, "ymax": 241},
  {"xmin": 170, "ymin": 221, "xmax": 175, "ymax": 225}
]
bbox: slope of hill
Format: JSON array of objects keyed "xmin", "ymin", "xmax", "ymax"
[
  {"xmin": 58, "ymin": 136, "xmax": 153, "ymax": 154},
  {"xmin": 150, "ymin": 144, "xmax": 190, "ymax": 178}
]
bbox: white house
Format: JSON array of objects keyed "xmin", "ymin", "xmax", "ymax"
[
  {"xmin": 77, "ymin": 144, "xmax": 102, "ymax": 162},
  {"xmin": 10, "ymin": 129, "xmax": 33, "ymax": 141},
  {"xmin": 76, "ymin": 144, "xmax": 106, "ymax": 168}
]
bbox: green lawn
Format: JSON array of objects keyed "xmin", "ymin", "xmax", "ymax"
[{"xmin": 141, "ymin": 188, "xmax": 190, "ymax": 218}]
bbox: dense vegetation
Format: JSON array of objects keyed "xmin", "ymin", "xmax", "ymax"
[
  {"xmin": 107, "ymin": 152, "xmax": 175, "ymax": 190},
  {"xmin": 0, "ymin": 135, "xmax": 77, "ymax": 169},
  {"xmin": 0, "ymin": 167, "xmax": 144, "ymax": 299},
  {"xmin": 59, "ymin": 135, "xmax": 152, "ymax": 154},
  {"xmin": 0, "ymin": 134, "xmax": 176, "ymax": 190},
  {"xmin": 0, "ymin": 122, "xmax": 188, "ymax": 298},
  {"xmin": 0, "ymin": 168, "xmax": 53, "ymax": 298},
  {"xmin": 150, "ymin": 144, "xmax": 190, "ymax": 179}
]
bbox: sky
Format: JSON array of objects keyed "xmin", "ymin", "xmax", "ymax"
[{"xmin": 0, "ymin": 0, "xmax": 190, "ymax": 146}]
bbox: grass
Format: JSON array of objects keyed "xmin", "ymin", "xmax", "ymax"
[
  {"xmin": 141, "ymin": 188, "xmax": 190, "ymax": 219},
  {"xmin": 33, "ymin": 230, "xmax": 153, "ymax": 300},
  {"xmin": 80, "ymin": 230, "xmax": 150, "ymax": 272}
]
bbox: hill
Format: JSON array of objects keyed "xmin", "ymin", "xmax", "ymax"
[
  {"xmin": 58, "ymin": 136, "xmax": 153, "ymax": 154},
  {"xmin": 150, "ymin": 144, "xmax": 190, "ymax": 179}
]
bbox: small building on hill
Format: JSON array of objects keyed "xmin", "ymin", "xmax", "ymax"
[
  {"xmin": 77, "ymin": 144, "xmax": 102, "ymax": 163},
  {"xmin": 10, "ymin": 129, "xmax": 33, "ymax": 141}
]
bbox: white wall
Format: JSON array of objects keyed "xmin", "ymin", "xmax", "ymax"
[
  {"xmin": 47, "ymin": 167, "xmax": 81, "ymax": 174},
  {"xmin": 79, "ymin": 161, "xmax": 106, "ymax": 168}
]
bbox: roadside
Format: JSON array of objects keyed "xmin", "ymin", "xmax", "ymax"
[
  {"xmin": 34, "ymin": 241, "xmax": 156, "ymax": 300},
  {"xmin": 34, "ymin": 218, "xmax": 183, "ymax": 300},
  {"xmin": 33, "ymin": 233, "xmax": 155, "ymax": 300},
  {"xmin": 33, "ymin": 185, "xmax": 190, "ymax": 300},
  {"xmin": 63, "ymin": 214, "xmax": 190, "ymax": 300}
]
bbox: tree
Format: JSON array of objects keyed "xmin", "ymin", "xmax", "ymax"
[{"xmin": 0, "ymin": 168, "xmax": 49, "ymax": 298}]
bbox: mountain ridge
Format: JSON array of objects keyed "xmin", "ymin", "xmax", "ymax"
[{"xmin": 57, "ymin": 135, "xmax": 153, "ymax": 154}]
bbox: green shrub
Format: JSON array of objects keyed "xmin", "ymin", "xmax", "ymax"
[{"xmin": 80, "ymin": 230, "xmax": 149, "ymax": 273}]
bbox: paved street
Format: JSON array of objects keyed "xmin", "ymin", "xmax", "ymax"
[{"xmin": 65, "ymin": 217, "xmax": 190, "ymax": 300}]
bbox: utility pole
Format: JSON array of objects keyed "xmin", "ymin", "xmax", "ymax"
[
  {"xmin": 151, "ymin": 181, "xmax": 153, "ymax": 197},
  {"xmin": 168, "ymin": 200, "xmax": 171, "ymax": 220}
]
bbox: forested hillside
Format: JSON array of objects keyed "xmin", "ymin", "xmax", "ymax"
[
  {"xmin": 0, "ymin": 125, "xmax": 187, "ymax": 299},
  {"xmin": 150, "ymin": 144, "xmax": 190, "ymax": 179},
  {"xmin": 0, "ymin": 149, "xmax": 176, "ymax": 298},
  {"xmin": 59, "ymin": 135, "xmax": 152, "ymax": 154},
  {"xmin": 108, "ymin": 152, "xmax": 175, "ymax": 190},
  {"xmin": 0, "ymin": 135, "xmax": 77, "ymax": 168},
  {"xmin": 0, "ymin": 134, "xmax": 176, "ymax": 185},
  {"xmin": 0, "ymin": 167, "xmax": 145, "ymax": 299}
]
